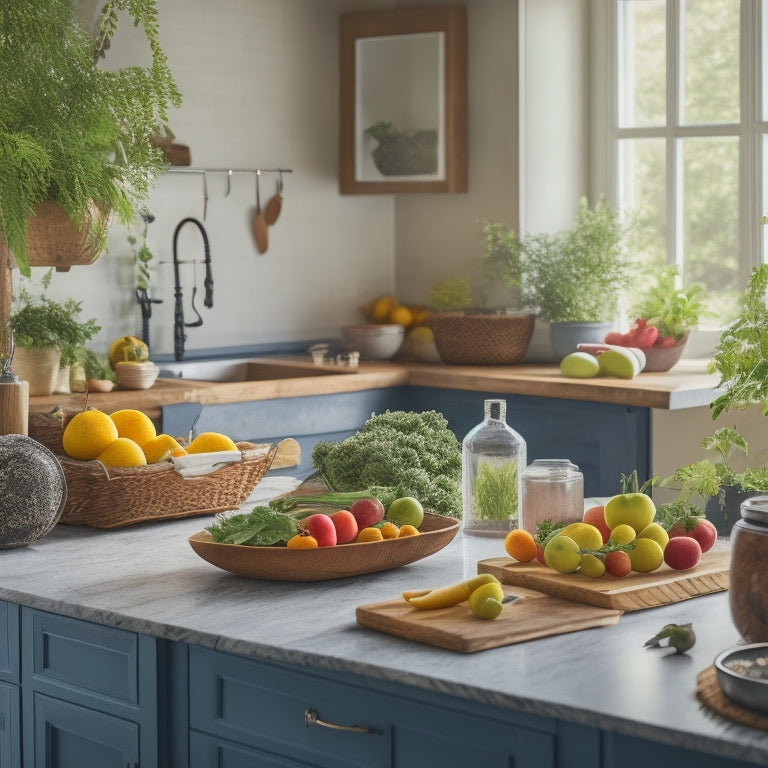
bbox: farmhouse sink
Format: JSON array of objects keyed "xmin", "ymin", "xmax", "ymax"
[{"xmin": 157, "ymin": 357, "xmax": 356, "ymax": 382}]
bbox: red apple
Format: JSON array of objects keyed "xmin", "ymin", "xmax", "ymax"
[
  {"xmin": 664, "ymin": 536, "xmax": 702, "ymax": 570},
  {"xmin": 349, "ymin": 498, "xmax": 385, "ymax": 529},
  {"xmin": 668, "ymin": 517, "xmax": 717, "ymax": 554},
  {"xmin": 303, "ymin": 513, "xmax": 337, "ymax": 547},
  {"xmin": 330, "ymin": 510, "xmax": 358, "ymax": 544},
  {"xmin": 582, "ymin": 505, "xmax": 611, "ymax": 544}
]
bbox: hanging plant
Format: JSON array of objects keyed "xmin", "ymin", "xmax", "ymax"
[{"xmin": 0, "ymin": 0, "xmax": 181, "ymax": 275}]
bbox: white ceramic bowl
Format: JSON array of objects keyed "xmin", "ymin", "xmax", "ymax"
[
  {"xmin": 116, "ymin": 361, "xmax": 159, "ymax": 390},
  {"xmin": 341, "ymin": 324, "xmax": 405, "ymax": 360}
]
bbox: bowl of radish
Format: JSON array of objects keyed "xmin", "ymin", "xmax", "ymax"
[{"xmin": 604, "ymin": 320, "xmax": 688, "ymax": 373}]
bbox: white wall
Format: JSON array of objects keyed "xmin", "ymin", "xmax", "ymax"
[{"xmin": 14, "ymin": 0, "xmax": 596, "ymax": 362}]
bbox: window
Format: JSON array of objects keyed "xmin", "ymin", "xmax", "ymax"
[{"xmin": 602, "ymin": 0, "xmax": 766, "ymax": 330}]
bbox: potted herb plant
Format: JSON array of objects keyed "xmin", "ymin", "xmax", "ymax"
[
  {"xmin": 9, "ymin": 271, "xmax": 101, "ymax": 395},
  {"xmin": 0, "ymin": 0, "xmax": 181, "ymax": 276},
  {"xmin": 657, "ymin": 264, "xmax": 768, "ymax": 533}
]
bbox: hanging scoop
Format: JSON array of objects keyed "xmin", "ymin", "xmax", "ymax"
[
  {"xmin": 252, "ymin": 171, "xmax": 269, "ymax": 254},
  {"xmin": 264, "ymin": 171, "xmax": 283, "ymax": 227}
]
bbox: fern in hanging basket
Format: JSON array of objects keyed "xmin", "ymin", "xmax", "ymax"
[{"xmin": 0, "ymin": 0, "xmax": 181, "ymax": 275}]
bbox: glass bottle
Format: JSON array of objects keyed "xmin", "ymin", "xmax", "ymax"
[
  {"xmin": 462, "ymin": 399, "xmax": 526, "ymax": 537},
  {"xmin": 520, "ymin": 459, "xmax": 584, "ymax": 536}
]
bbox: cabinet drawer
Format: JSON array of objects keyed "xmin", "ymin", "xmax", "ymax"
[
  {"xmin": 22, "ymin": 609, "xmax": 140, "ymax": 707},
  {"xmin": 0, "ymin": 602, "xmax": 19, "ymax": 684},
  {"xmin": 190, "ymin": 730, "xmax": 310, "ymax": 768},
  {"xmin": 190, "ymin": 647, "xmax": 387, "ymax": 768}
]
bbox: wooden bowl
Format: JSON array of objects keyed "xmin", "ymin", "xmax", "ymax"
[{"xmin": 188, "ymin": 512, "xmax": 460, "ymax": 581}]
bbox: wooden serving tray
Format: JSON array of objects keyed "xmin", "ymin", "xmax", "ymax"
[
  {"xmin": 477, "ymin": 549, "xmax": 730, "ymax": 612},
  {"xmin": 356, "ymin": 585, "xmax": 621, "ymax": 653}
]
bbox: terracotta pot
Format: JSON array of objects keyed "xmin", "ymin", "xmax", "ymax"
[{"xmin": 11, "ymin": 346, "xmax": 61, "ymax": 396}]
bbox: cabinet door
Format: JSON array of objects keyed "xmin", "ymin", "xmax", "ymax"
[
  {"xmin": 0, "ymin": 602, "xmax": 19, "ymax": 685},
  {"xmin": 27, "ymin": 693, "xmax": 139, "ymax": 768},
  {"xmin": 0, "ymin": 682, "xmax": 20, "ymax": 768}
]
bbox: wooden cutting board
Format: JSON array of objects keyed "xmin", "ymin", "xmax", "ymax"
[
  {"xmin": 356, "ymin": 585, "xmax": 621, "ymax": 653},
  {"xmin": 477, "ymin": 549, "xmax": 730, "ymax": 612}
]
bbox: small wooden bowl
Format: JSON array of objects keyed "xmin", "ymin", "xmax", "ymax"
[
  {"xmin": 116, "ymin": 361, "xmax": 159, "ymax": 390},
  {"xmin": 188, "ymin": 512, "xmax": 460, "ymax": 581}
]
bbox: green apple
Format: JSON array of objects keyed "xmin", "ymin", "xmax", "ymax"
[
  {"xmin": 597, "ymin": 348, "xmax": 641, "ymax": 379},
  {"xmin": 387, "ymin": 497, "xmax": 424, "ymax": 528},
  {"xmin": 560, "ymin": 352, "xmax": 600, "ymax": 378},
  {"xmin": 604, "ymin": 492, "xmax": 656, "ymax": 533}
]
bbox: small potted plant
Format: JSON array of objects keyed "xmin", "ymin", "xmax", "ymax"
[
  {"xmin": 477, "ymin": 197, "xmax": 636, "ymax": 361},
  {"xmin": 9, "ymin": 271, "xmax": 101, "ymax": 395}
]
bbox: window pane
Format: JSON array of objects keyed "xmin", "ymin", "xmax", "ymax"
[
  {"xmin": 618, "ymin": 137, "xmax": 667, "ymax": 266},
  {"xmin": 617, "ymin": 0, "xmax": 666, "ymax": 128},
  {"xmin": 681, "ymin": 136, "xmax": 740, "ymax": 321},
  {"xmin": 763, "ymin": 0, "xmax": 768, "ymax": 121},
  {"xmin": 682, "ymin": 0, "xmax": 739, "ymax": 125}
]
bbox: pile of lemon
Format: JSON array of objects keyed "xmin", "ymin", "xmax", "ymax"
[
  {"xmin": 358, "ymin": 294, "xmax": 431, "ymax": 330},
  {"xmin": 61, "ymin": 408, "xmax": 238, "ymax": 467}
]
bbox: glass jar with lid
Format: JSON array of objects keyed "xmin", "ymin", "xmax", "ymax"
[
  {"xmin": 520, "ymin": 459, "xmax": 584, "ymax": 536},
  {"xmin": 730, "ymin": 496, "xmax": 768, "ymax": 642},
  {"xmin": 461, "ymin": 399, "xmax": 526, "ymax": 537}
]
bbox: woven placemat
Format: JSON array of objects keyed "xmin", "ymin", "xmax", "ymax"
[{"xmin": 696, "ymin": 665, "xmax": 768, "ymax": 731}]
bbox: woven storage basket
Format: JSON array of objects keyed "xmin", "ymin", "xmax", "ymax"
[
  {"xmin": 27, "ymin": 411, "xmax": 277, "ymax": 528},
  {"xmin": 428, "ymin": 311, "xmax": 535, "ymax": 365}
]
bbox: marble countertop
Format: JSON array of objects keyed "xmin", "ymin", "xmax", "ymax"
[{"xmin": 0, "ymin": 480, "xmax": 763, "ymax": 765}]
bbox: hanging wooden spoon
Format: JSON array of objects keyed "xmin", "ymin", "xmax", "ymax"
[
  {"xmin": 251, "ymin": 171, "xmax": 268, "ymax": 254},
  {"xmin": 264, "ymin": 171, "xmax": 283, "ymax": 227}
]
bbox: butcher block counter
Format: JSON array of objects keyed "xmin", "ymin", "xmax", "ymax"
[{"xmin": 27, "ymin": 356, "xmax": 721, "ymax": 422}]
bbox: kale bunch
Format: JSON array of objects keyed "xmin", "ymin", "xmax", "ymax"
[{"xmin": 311, "ymin": 410, "xmax": 462, "ymax": 517}]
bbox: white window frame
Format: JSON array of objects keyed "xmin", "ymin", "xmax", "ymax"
[{"xmin": 591, "ymin": 0, "xmax": 766, "ymax": 350}]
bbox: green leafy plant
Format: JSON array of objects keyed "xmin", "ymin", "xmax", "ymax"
[
  {"xmin": 708, "ymin": 263, "xmax": 768, "ymax": 419},
  {"xmin": 656, "ymin": 427, "xmax": 768, "ymax": 528},
  {"xmin": 10, "ymin": 271, "xmax": 101, "ymax": 352},
  {"xmin": 630, "ymin": 265, "xmax": 708, "ymax": 341},
  {"xmin": 0, "ymin": 0, "xmax": 181, "ymax": 275},
  {"xmin": 473, "ymin": 462, "xmax": 519, "ymax": 521},
  {"xmin": 74, "ymin": 348, "xmax": 116, "ymax": 383}
]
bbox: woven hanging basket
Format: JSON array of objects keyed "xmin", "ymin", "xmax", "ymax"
[{"xmin": 19, "ymin": 200, "xmax": 110, "ymax": 272}]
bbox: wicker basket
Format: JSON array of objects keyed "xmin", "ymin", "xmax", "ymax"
[
  {"xmin": 28, "ymin": 411, "xmax": 277, "ymax": 529},
  {"xmin": 428, "ymin": 311, "xmax": 535, "ymax": 365}
]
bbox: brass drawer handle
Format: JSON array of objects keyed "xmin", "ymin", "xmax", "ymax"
[{"xmin": 304, "ymin": 708, "xmax": 380, "ymax": 735}]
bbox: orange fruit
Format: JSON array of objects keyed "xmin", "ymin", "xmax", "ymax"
[
  {"xmin": 371, "ymin": 295, "xmax": 396, "ymax": 322},
  {"xmin": 109, "ymin": 408, "xmax": 156, "ymax": 448},
  {"xmin": 398, "ymin": 525, "xmax": 420, "ymax": 537},
  {"xmin": 356, "ymin": 527, "xmax": 384, "ymax": 543},
  {"xmin": 504, "ymin": 529, "xmax": 537, "ymax": 562},
  {"xmin": 96, "ymin": 437, "xmax": 147, "ymax": 467},
  {"xmin": 379, "ymin": 521, "xmax": 400, "ymax": 539},
  {"xmin": 62, "ymin": 409, "xmax": 119, "ymax": 460},
  {"xmin": 143, "ymin": 433, "xmax": 187, "ymax": 463},
  {"xmin": 186, "ymin": 432, "xmax": 238, "ymax": 453},
  {"xmin": 287, "ymin": 534, "xmax": 318, "ymax": 549}
]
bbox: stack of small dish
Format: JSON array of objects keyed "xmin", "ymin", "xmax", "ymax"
[{"xmin": 115, "ymin": 361, "xmax": 159, "ymax": 390}]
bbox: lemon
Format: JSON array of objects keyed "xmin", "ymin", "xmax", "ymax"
[
  {"xmin": 371, "ymin": 295, "xmax": 396, "ymax": 322},
  {"xmin": 186, "ymin": 431, "xmax": 238, "ymax": 453},
  {"xmin": 468, "ymin": 582, "xmax": 505, "ymax": 620},
  {"xmin": 109, "ymin": 409, "xmax": 157, "ymax": 448},
  {"xmin": 143, "ymin": 433, "xmax": 187, "ymax": 463},
  {"xmin": 108, "ymin": 336, "xmax": 149, "ymax": 366},
  {"xmin": 388, "ymin": 305, "xmax": 413, "ymax": 328},
  {"xmin": 96, "ymin": 437, "xmax": 147, "ymax": 467},
  {"xmin": 62, "ymin": 409, "xmax": 119, "ymax": 460}
]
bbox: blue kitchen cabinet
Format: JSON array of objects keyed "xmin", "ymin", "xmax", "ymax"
[
  {"xmin": 19, "ymin": 608, "xmax": 163, "ymax": 768},
  {"xmin": 0, "ymin": 602, "xmax": 19, "ymax": 768},
  {"xmin": 163, "ymin": 385, "xmax": 649, "ymax": 495},
  {"xmin": 188, "ymin": 645, "xmax": 562, "ymax": 768}
]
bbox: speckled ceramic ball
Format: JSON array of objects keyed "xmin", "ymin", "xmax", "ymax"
[{"xmin": 0, "ymin": 435, "xmax": 67, "ymax": 549}]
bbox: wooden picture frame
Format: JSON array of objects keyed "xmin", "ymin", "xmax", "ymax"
[{"xmin": 340, "ymin": 5, "xmax": 468, "ymax": 194}]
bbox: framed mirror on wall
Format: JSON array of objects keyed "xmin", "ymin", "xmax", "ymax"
[{"xmin": 340, "ymin": 5, "xmax": 468, "ymax": 194}]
